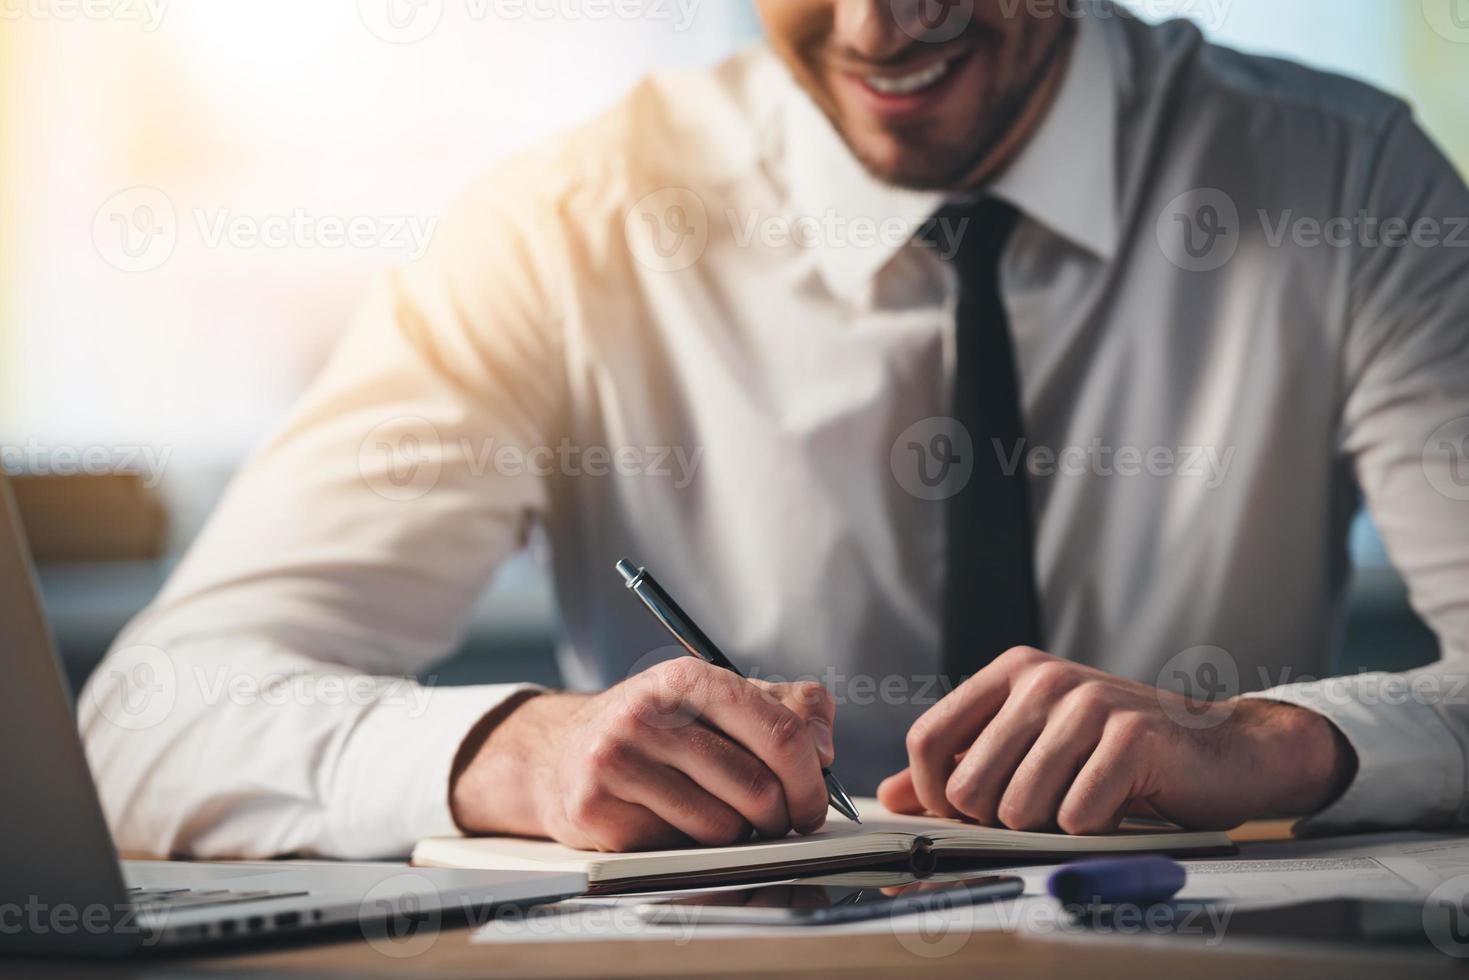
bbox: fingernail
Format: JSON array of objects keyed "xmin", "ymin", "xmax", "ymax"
[{"xmin": 807, "ymin": 718, "xmax": 835, "ymax": 765}]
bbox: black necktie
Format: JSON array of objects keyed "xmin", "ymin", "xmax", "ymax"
[{"xmin": 939, "ymin": 199, "xmax": 1044, "ymax": 687}]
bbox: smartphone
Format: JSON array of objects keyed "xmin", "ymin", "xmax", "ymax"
[{"xmin": 634, "ymin": 875, "xmax": 1024, "ymax": 927}]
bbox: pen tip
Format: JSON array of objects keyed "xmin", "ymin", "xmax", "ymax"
[
  {"xmin": 824, "ymin": 774, "xmax": 862, "ymax": 824},
  {"xmin": 615, "ymin": 559, "xmax": 639, "ymax": 585}
]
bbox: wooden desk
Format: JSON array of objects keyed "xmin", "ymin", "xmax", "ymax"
[
  {"xmin": 6, "ymin": 922, "xmax": 1453, "ymax": 979},
  {"xmin": 7, "ymin": 824, "xmax": 1459, "ymax": 978}
]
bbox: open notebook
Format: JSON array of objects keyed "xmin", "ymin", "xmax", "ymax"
[{"xmin": 413, "ymin": 798, "xmax": 1236, "ymax": 894}]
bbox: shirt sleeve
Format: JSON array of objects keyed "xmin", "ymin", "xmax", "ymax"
[
  {"xmin": 1242, "ymin": 106, "xmax": 1469, "ymax": 834},
  {"xmin": 78, "ymin": 168, "xmax": 567, "ymax": 859}
]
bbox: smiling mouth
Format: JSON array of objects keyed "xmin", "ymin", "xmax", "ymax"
[{"xmin": 862, "ymin": 57, "xmax": 955, "ymax": 96}]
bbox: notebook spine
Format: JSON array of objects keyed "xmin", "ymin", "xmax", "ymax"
[{"xmin": 909, "ymin": 835, "xmax": 937, "ymax": 876}]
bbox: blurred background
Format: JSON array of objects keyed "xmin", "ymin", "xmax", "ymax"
[{"xmin": 2, "ymin": 0, "xmax": 1465, "ymax": 693}]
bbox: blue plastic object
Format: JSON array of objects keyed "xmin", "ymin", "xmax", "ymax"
[{"xmin": 1047, "ymin": 856, "xmax": 1187, "ymax": 907}]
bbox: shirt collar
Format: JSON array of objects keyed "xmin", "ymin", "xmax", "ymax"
[
  {"xmin": 989, "ymin": 11, "xmax": 1119, "ymax": 262},
  {"xmin": 779, "ymin": 11, "xmax": 1120, "ymax": 302}
]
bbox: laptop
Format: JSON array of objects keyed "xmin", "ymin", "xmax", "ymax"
[{"xmin": 0, "ymin": 475, "xmax": 586, "ymax": 956}]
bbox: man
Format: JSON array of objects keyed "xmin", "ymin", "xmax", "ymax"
[{"xmin": 81, "ymin": 0, "xmax": 1469, "ymax": 858}]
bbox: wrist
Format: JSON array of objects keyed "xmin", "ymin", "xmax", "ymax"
[
  {"xmin": 1234, "ymin": 699, "xmax": 1356, "ymax": 818},
  {"xmin": 450, "ymin": 690, "xmax": 585, "ymax": 836}
]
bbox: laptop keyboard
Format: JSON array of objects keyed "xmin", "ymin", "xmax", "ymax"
[{"xmin": 128, "ymin": 886, "xmax": 310, "ymax": 913}]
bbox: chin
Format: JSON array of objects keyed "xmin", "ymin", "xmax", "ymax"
[{"xmin": 845, "ymin": 131, "xmax": 981, "ymax": 192}]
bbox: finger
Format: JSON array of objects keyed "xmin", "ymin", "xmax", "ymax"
[
  {"xmin": 944, "ymin": 695, "xmax": 1047, "ymax": 825},
  {"xmin": 563, "ymin": 791, "xmax": 690, "ymax": 853},
  {"xmin": 876, "ymin": 769, "xmax": 923, "ymax": 814},
  {"xmin": 646, "ymin": 720, "xmax": 792, "ymax": 838},
  {"xmin": 755, "ymin": 680, "xmax": 837, "ymax": 767},
  {"xmin": 672, "ymin": 663, "xmax": 829, "ymax": 834},
  {"xmin": 569, "ymin": 734, "xmax": 697, "ymax": 851},
  {"xmin": 752, "ymin": 679, "xmax": 836, "ymax": 727},
  {"xmin": 607, "ymin": 760, "xmax": 754, "ymax": 847},
  {"xmin": 1056, "ymin": 730, "xmax": 1140, "ymax": 836},
  {"xmin": 996, "ymin": 712, "xmax": 1104, "ymax": 831},
  {"xmin": 906, "ymin": 647, "xmax": 1042, "ymax": 818}
]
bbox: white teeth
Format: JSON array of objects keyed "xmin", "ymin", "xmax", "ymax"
[{"xmin": 865, "ymin": 59, "xmax": 950, "ymax": 96}]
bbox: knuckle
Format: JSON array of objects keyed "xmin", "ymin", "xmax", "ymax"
[
  {"xmin": 943, "ymin": 769, "xmax": 975, "ymax": 805},
  {"xmin": 1063, "ymin": 679, "xmax": 1108, "ymax": 710},
  {"xmin": 625, "ymin": 671, "xmax": 670, "ymax": 708},
  {"xmin": 905, "ymin": 719, "xmax": 937, "ymax": 758},
  {"xmin": 766, "ymin": 709, "xmax": 806, "ymax": 755},
  {"xmin": 612, "ymin": 693, "xmax": 650, "ymax": 728},
  {"xmin": 656, "ymin": 657, "xmax": 702, "ymax": 688},
  {"xmin": 585, "ymin": 734, "xmax": 635, "ymax": 772},
  {"xmin": 1020, "ymin": 660, "xmax": 1075, "ymax": 699},
  {"xmin": 1109, "ymin": 711, "xmax": 1155, "ymax": 747},
  {"xmin": 791, "ymin": 681, "xmax": 832, "ymax": 713},
  {"xmin": 1000, "ymin": 646, "xmax": 1048, "ymax": 669},
  {"xmin": 1054, "ymin": 686, "xmax": 1110, "ymax": 732},
  {"xmin": 624, "ymin": 691, "xmax": 689, "ymax": 730},
  {"xmin": 619, "ymin": 697, "xmax": 653, "ymax": 730},
  {"xmin": 736, "ymin": 764, "xmax": 789, "ymax": 834},
  {"xmin": 743, "ymin": 766, "xmax": 783, "ymax": 809}
]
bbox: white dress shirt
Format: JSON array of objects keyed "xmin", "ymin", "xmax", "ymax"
[{"xmin": 81, "ymin": 5, "xmax": 1469, "ymax": 859}]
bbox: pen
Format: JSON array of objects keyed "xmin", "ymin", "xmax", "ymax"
[{"xmin": 615, "ymin": 558, "xmax": 862, "ymax": 825}]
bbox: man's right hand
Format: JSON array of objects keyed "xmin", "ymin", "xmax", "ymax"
[{"xmin": 449, "ymin": 659, "xmax": 837, "ymax": 852}]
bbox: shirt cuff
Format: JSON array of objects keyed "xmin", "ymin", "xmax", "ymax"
[
  {"xmin": 328, "ymin": 682, "xmax": 542, "ymax": 858},
  {"xmin": 1240, "ymin": 673, "xmax": 1466, "ymax": 835}
]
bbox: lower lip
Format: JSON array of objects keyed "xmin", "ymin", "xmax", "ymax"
[{"xmin": 840, "ymin": 51, "xmax": 973, "ymax": 123}]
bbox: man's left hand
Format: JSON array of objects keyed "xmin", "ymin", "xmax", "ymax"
[{"xmin": 878, "ymin": 647, "xmax": 1355, "ymax": 833}]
